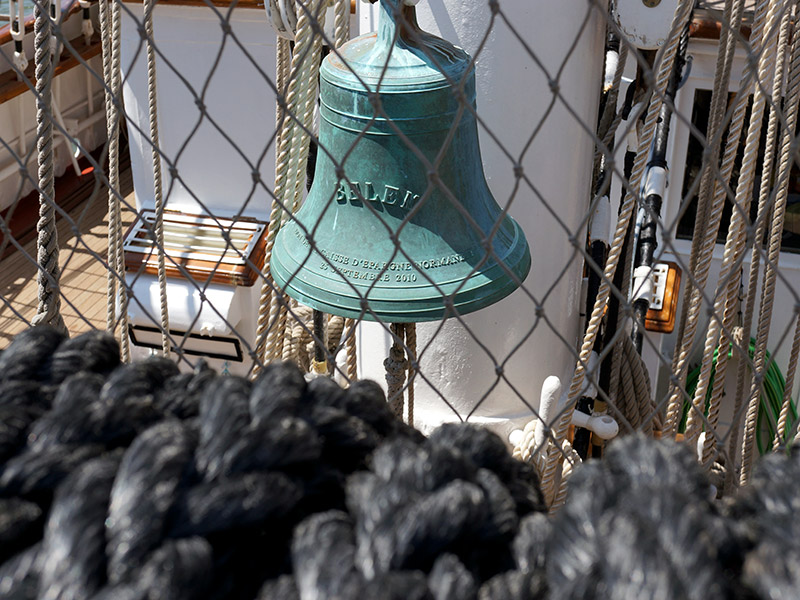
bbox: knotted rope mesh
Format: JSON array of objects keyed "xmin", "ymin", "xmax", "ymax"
[
  {"xmin": 1, "ymin": 327, "xmax": 799, "ymax": 598},
  {"xmin": 1, "ymin": 0, "xmax": 800, "ymax": 513}
]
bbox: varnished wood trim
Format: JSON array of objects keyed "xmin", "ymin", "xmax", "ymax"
[
  {"xmin": 121, "ymin": 0, "xmax": 358, "ymax": 13},
  {"xmin": 0, "ymin": 34, "xmax": 102, "ymax": 104},
  {"xmin": 689, "ymin": 16, "xmax": 751, "ymax": 41},
  {"xmin": 121, "ymin": 0, "xmax": 266, "ymax": 8}
]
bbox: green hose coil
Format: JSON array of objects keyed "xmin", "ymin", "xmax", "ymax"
[{"xmin": 681, "ymin": 339, "xmax": 797, "ymax": 454}]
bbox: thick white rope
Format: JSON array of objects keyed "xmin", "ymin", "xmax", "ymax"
[
  {"xmin": 253, "ymin": 36, "xmax": 291, "ymax": 378},
  {"xmin": 711, "ymin": 2, "xmax": 793, "ymax": 465},
  {"xmin": 31, "ymin": 0, "xmax": 67, "ymax": 334},
  {"xmin": 728, "ymin": 11, "xmax": 793, "ymax": 463},
  {"xmin": 548, "ymin": 440, "xmax": 582, "ymax": 514},
  {"xmin": 269, "ymin": 2, "xmax": 326, "ymax": 362},
  {"xmin": 685, "ymin": 0, "xmax": 785, "ymax": 460},
  {"xmin": 268, "ymin": 13, "xmax": 325, "ymax": 364},
  {"xmin": 536, "ymin": 0, "xmax": 695, "ymax": 505},
  {"xmin": 663, "ymin": 0, "xmax": 766, "ymax": 438},
  {"xmin": 384, "ymin": 323, "xmax": 408, "ymax": 418},
  {"xmin": 345, "ymin": 318, "xmax": 358, "ymax": 381},
  {"xmin": 334, "ymin": 0, "xmax": 355, "ymax": 382},
  {"xmin": 254, "ymin": 0, "xmax": 326, "ymax": 370},
  {"xmin": 622, "ymin": 333, "xmax": 655, "ymax": 433},
  {"xmin": 143, "ymin": 0, "xmax": 170, "ymax": 356},
  {"xmin": 774, "ymin": 309, "xmax": 800, "ymax": 448},
  {"xmin": 608, "ymin": 195, "xmax": 636, "ymax": 427},
  {"xmin": 405, "ymin": 323, "xmax": 416, "ymax": 426},
  {"xmin": 741, "ymin": 3, "xmax": 800, "ymax": 484},
  {"xmin": 334, "ymin": 0, "xmax": 349, "ymax": 49},
  {"xmin": 771, "ymin": 9, "xmax": 800, "ymax": 452},
  {"xmin": 691, "ymin": 0, "xmax": 745, "ymax": 249},
  {"xmin": 111, "ymin": 0, "xmax": 130, "ymax": 362}
]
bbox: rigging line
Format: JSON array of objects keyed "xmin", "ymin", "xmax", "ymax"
[
  {"xmin": 143, "ymin": 0, "xmax": 170, "ymax": 356},
  {"xmin": 31, "ymin": 0, "xmax": 67, "ymax": 334}
]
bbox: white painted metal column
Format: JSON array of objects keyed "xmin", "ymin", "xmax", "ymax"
[{"xmin": 355, "ymin": 1, "xmax": 608, "ymax": 435}]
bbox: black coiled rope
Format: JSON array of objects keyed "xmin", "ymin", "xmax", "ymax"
[{"xmin": 0, "ymin": 327, "xmax": 798, "ymax": 599}]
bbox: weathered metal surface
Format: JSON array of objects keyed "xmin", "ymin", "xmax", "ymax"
[
  {"xmin": 270, "ymin": 0, "xmax": 530, "ymax": 322},
  {"xmin": 614, "ymin": 0, "xmax": 678, "ymax": 49}
]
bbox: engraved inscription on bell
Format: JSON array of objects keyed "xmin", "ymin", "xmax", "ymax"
[{"xmin": 336, "ymin": 181, "xmax": 421, "ymax": 210}]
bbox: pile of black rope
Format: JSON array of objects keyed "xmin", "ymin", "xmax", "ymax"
[{"xmin": 1, "ymin": 327, "xmax": 799, "ymax": 599}]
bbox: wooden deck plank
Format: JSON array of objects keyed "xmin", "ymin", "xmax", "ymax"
[{"xmin": 0, "ymin": 171, "xmax": 135, "ymax": 348}]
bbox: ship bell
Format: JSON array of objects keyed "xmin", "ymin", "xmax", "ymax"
[{"xmin": 270, "ymin": 0, "xmax": 531, "ymax": 322}]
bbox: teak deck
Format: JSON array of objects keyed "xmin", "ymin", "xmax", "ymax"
[{"xmin": 0, "ymin": 166, "xmax": 135, "ymax": 348}]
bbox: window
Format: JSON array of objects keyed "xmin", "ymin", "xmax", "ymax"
[{"xmin": 677, "ymin": 89, "xmax": 800, "ymax": 254}]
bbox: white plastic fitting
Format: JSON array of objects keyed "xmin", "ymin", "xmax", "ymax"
[
  {"xmin": 590, "ymin": 195, "xmax": 611, "ymax": 246},
  {"xmin": 80, "ymin": 2, "xmax": 95, "ymax": 46},
  {"xmin": 625, "ymin": 102, "xmax": 645, "ymax": 150},
  {"xmin": 579, "ymin": 351, "xmax": 600, "ymax": 398},
  {"xmin": 632, "ymin": 265, "xmax": 654, "ymax": 304},
  {"xmin": 533, "ymin": 375, "xmax": 563, "ymax": 450},
  {"xmin": 9, "ymin": 0, "xmax": 28, "ymax": 74},
  {"xmin": 13, "ymin": 52, "xmax": 28, "ymax": 74},
  {"xmin": 696, "ymin": 431, "xmax": 706, "ymax": 462},
  {"xmin": 571, "ymin": 410, "xmax": 619, "ymax": 440},
  {"xmin": 508, "ymin": 428, "xmax": 525, "ymax": 448},
  {"xmin": 644, "ymin": 164, "xmax": 668, "ymax": 199}
]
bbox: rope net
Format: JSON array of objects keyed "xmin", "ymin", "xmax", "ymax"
[{"xmin": 1, "ymin": 0, "xmax": 800, "ymax": 503}]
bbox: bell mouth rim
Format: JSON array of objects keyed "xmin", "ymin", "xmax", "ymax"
[
  {"xmin": 269, "ymin": 257, "xmax": 531, "ymax": 323},
  {"xmin": 269, "ymin": 226, "xmax": 531, "ymax": 323}
]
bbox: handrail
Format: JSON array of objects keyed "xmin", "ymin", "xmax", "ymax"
[
  {"xmin": 0, "ymin": 0, "xmax": 80, "ymax": 47},
  {"xmin": 0, "ymin": 33, "xmax": 102, "ymax": 104},
  {"xmin": 120, "ymin": 0, "xmax": 267, "ymax": 8}
]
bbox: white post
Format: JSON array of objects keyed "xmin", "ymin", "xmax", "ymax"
[{"xmin": 357, "ymin": 0, "xmax": 608, "ymax": 436}]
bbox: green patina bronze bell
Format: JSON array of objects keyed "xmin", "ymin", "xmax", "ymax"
[{"xmin": 270, "ymin": 0, "xmax": 530, "ymax": 322}]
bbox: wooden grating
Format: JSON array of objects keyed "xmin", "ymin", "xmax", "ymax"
[{"xmin": 123, "ymin": 210, "xmax": 267, "ymax": 287}]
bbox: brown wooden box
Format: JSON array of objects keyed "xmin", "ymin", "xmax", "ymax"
[{"xmin": 124, "ymin": 210, "xmax": 267, "ymax": 287}]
